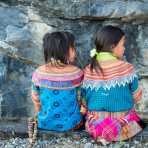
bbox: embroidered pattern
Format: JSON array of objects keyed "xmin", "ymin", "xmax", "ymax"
[
  {"xmin": 82, "ymin": 72, "xmax": 137, "ymax": 90},
  {"xmin": 82, "ymin": 60, "xmax": 138, "ymax": 90},
  {"xmin": 86, "ymin": 109, "xmax": 142, "ymax": 141},
  {"xmin": 32, "ymin": 66, "xmax": 84, "ymax": 89}
]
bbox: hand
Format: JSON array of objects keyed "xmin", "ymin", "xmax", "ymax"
[{"xmin": 80, "ymin": 105, "xmax": 87, "ymax": 115}]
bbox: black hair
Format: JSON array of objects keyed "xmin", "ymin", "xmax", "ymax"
[
  {"xmin": 43, "ymin": 31, "xmax": 75, "ymax": 66},
  {"xmin": 63, "ymin": 31, "xmax": 75, "ymax": 48},
  {"xmin": 90, "ymin": 25, "xmax": 125, "ymax": 73}
]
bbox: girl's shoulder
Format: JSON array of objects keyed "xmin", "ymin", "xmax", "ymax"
[
  {"xmin": 82, "ymin": 60, "xmax": 137, "ymax": 90},
  {"xmin": 83, "ymin": 60, "xmax": 135, "ymax": 78},
  {"xmin": 32, "ymin": 64, "xmax": 83, "ymax": 84},
  {"xmin": 85, "ymin": 60, "xmax": 134, "ymax": 70},
  {"xmin": 35, "ymin": 64, "xmax": 83, "ymax": 75}
]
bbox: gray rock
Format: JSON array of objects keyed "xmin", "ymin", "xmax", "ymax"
[
  {"xmin": 139, "ymin": 79, "xmax": 148, "ymax": 112},
  {"xmin": 84, "ymin": 142, "xmax": 94, "ymax": 148},
  {"xmin": 0, "ymin": 63, "xmax": 7, "ymax": 85}
]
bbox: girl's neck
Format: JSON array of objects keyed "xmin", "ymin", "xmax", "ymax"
[
  {"xmin": 46, "ymin": 62, "xmax": 66, "ymax": 68},
  {"xmin": 96, "ymin": 52, "xmax": 118, "ymax": 61},
  {"xmin": 43, "ymin": 62, "xmax": 77, "ymax": 74},
  {"xmin": 45, "ymin": 61, "xmax": 75, "ymax": 69},
  {"xmin": 47, "ymin": 59, "xmax": 66, "ymax": 67}
]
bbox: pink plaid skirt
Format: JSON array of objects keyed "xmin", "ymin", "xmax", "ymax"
[{"xmin": 86, "ymin": 109, "xmax": 142, "ymax": 141}]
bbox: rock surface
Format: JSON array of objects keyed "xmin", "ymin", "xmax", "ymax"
[{"xmin": 0, "ymin": 0, "xmax": 148, "ymax": 118}]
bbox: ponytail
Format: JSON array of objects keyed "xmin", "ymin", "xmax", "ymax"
[{"xmin": 90, "ymin": 54, "xmax": 103, "ymax": 74}]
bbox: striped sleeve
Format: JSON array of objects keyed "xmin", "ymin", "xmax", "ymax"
[
  {"xmin": 130, "ymin": 74, "xmax": 142, "ymax": 104},
  {"xmin": 31, "ymin": 72, "xmax": 40, "ymax": 113},
  {"xmin": 80, "ymin": 88, "xmax": 87, "ymax": 115}
]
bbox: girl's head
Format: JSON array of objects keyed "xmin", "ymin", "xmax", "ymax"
[
  {"xmin": 90, "ymin": 25, "xmax": 125, "ymax": 72},
  {"xmin": 95, "ymin": 25, "xmax": 125, "ymax": 58},
  {"xmin": 43, "ymin": 31, "xmax": 76, "ymax": 66}
]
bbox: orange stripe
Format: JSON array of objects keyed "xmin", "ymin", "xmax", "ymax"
[
  {"xmin": 85, "ymin": 61, "xmax": 131, "ymax": 71},
  {"xmin": 134, "ymin": 89, "xmax": 142, "ymax": 103},
  {"xmin": 84, "ymin": 62, "xmax": 134, "ymax": 80},
  {"xmin": 85, "ymin": 63, "xmax": 133, "ymax": 75},
  {"xmin": 84, "ymin": 67, "xmax": 134, "ymax": 80},
  {"xmin": 32, "ymin": 92, "xmax": 40, "ymax": 103},
  {"xmin": 102, "ymin": 64, "xmax": 133, "ymax": 73},
  {"xmin": 85, "ymin": 67, "xmax": 133, "ymax": 78},
  {"xmin": 87, "ymin": 111, "xmax": 128, "ymax": 119}
]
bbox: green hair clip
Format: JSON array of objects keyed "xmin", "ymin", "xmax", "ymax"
[{"xmin": 90, "ymin": 48, "xmax": 97, "ymax": 58}]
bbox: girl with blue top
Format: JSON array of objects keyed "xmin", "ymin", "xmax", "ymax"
[
  {"xmin": 81, "ymin": 26, "xmax": 143, "ymax": 144},
  {"xmin": 31, "ymin": 32, "xmax": 83, "ymax": 132}
]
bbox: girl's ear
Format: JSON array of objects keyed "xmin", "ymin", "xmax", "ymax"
[
  {"xmin": 68, "ymin": 47, "xmax": 76, "ymax": 63},
  {"xmin": 110, "ymin": 44, "xmax": 116, "ymax": 51}
]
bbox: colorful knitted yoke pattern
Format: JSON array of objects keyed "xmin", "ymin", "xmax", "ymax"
[
  {"xmin": 83, "ymin": 60, "xmax": 137, "ymax": 91},
  {"xmin": 32, "ymin": 66, "xmax": 84, "ymax": 90}
]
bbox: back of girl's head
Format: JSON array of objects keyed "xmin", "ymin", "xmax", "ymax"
[
  {"xmin": 91, "ymin": 25, "xmax": 125, "ymax": 72},
  {"xmin": 95, "ymin": 25, "xmax": 125, "ymax": 52},
  {"xmin": 43, "ymin": 31, "xmax": 75, "ymax": 64}
]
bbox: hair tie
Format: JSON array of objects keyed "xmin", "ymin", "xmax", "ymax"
[{"xmin": 90, "ymin": 48, "xmax": 97, "ymax": 58}]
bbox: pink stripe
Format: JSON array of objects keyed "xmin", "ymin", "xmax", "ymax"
[{"xmin": 32, "ymin": 70, "xmax": 84, "ymax": 82}]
